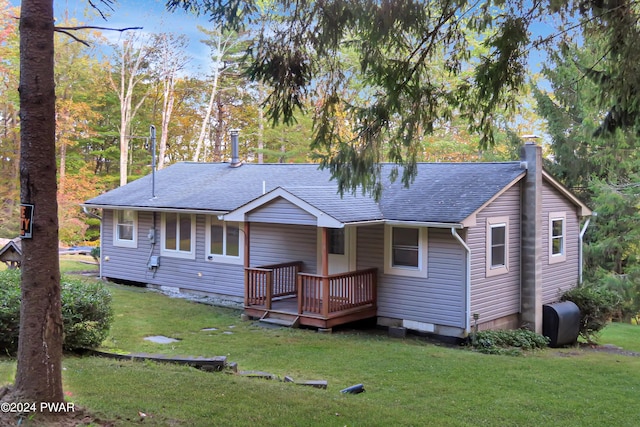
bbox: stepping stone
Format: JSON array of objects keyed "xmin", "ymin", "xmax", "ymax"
[{"xmin": 144, "ymin": 335, "xmax": 179, "ymax": 344}]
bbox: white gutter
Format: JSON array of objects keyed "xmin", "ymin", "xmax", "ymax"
[
  {"xmin": 82, "ymin": 206, "xmax": 102, "ymax": 220},
  {"xmin": 81, "ymin": 204, "xmax": 227, "ymax": 216},
  {"xmin": 387, "ymin": 220, "xmax": 464, "ymax": 229},
  {"xmin": 98, "ymin": 217, "xmax": 103, "ymax": 279},
  {"xmin": 579, "ymin": 217, "xmax": 591, "ymax": 284},
  {"xmin": 451, "ymin": 227, "xmax": 471, "ymax": 335},
  {"xmin": 342, "ymin": 220, "xmax": 386, "ymax": 227}
]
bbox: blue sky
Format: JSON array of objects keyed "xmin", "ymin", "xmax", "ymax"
[{"xmin": 11, "ymin": 0, "xmax": 215, "ymax": 74}]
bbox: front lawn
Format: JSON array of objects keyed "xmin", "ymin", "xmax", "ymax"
[{"xmin": 1, "ymin": 282, "xmax": 639, "ymax": 426}]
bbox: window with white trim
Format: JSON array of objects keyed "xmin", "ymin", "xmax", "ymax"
[
  {"xmin": 113, "ymin": 210, "xmax": 137, "ymax": 248},
  {"xmin": 486, "ymin": 216, "xmax": 509, "ymax": 277},
  {"xmin": 384, "ymin": 225, "xmax": 427, "ymax": 277},
  {"xmin": 206, "ymin": 216, "xmax": 243, "ymax": 264},
  {"xmin": 161, "ymin": 212, "xmax": 195, "ymax": 259},
  {"xmin": 549, "ymin": 212, "xmax": 567, "ymax": 264}
]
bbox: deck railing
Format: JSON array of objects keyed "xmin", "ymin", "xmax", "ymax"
[
  {"xmin": 297, "ymin": 268, "xmax": 377, "ymax": 317},
  {"xmin": 245, "ymin": 261, "xmax": 303, "ymax": 309}
]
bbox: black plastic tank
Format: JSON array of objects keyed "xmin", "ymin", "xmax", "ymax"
[{"xmin": 542, "ymin": 301, "xmax": 580, "ymax": 347}]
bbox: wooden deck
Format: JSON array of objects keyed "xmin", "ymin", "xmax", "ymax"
[{"xmin": 244, "ymin": 262, "xmax": 377, "ymax": 329}]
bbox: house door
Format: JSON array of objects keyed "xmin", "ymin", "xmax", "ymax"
[{"xmin": 318, "ymin": 227, "xmax": 356, "ymax": 274}]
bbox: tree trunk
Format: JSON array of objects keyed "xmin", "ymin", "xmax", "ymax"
[{"xmin": 14, "ymin": 0, "xmax": 64, "ymax": 403}]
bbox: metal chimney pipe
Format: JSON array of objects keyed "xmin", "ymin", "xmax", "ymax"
[{"xmin": 230, "ymin": 129, "xmax": 240, "ymax": 167}]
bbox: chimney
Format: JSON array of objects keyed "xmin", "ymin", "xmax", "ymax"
[
  {"xmin": 229, "ymin": 129, "xmax": 241, "ymax": 167},
  {"xmin": 520, "ymin": 141, "xmax": 542, "ymax": 333}
]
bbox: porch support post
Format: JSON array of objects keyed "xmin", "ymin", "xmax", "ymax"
[
  {"xmin": 243, "ymin": 222, "xmax": 250, "ymax": 307},
  {"xmin": 321, "ymin": 227, "xmax": 329, "ymax": 317}
]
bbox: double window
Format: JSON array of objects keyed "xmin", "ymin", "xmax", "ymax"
[
  {"xmin": 161, "ymin": 212, "xmax": 195, "ymax": 259},
  {"xmin": 384, "ymin": 226, "xmax": 427, "ymax": 277},
  {"xmin": 549, "ymin": 212, "xmax": 566, "ymax": 264},
  {"xmin": 486, "ymin": 216, "xmax": 509, "ymax": 277},
  {"xmin": 113, "ymin": 210, "xmax": 137, "ymax": 248},
  {"xmin": 206, "ymin": 216, "xmax": 243, "ymax": 264}
]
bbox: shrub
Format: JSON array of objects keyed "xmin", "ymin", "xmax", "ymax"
[
  {"xmin": 0, "ymin": 269, "xmax": 21, "ymax": 354},
  {"xmin": 61, "ymin": 276, "xmax": 113, "ymax": 351},
  {"xmin": 90, "ymin": 246, "xmax": 100, "ymax": 262},
  {"xmin": 561, "ymin": 283, "xmax": 621, "ymax": 344},
  {"xmin": 0, "ymin": 270, "xmax": 113, "ymax": 354},
  {"xmin": 468, "ymin": 329, "xmax": 549, "ymax": 356}
]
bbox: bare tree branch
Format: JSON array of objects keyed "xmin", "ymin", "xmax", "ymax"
[
  {"xmin": 53, "ymin": 25, "xmax": 143, "ymax": 47},
  {"xmin": 88, "ymin": 0, "xmax": 116, "ymax": 20},
  {"xmin": 54, "ymin": 29, "xmax": 91, "ymax": 47},
  {"xmin": 55, "ymin": 25, "xmax": 143, "ymax": 32}
]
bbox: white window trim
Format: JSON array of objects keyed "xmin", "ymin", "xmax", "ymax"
[
  {"xmin": 205, "ymin": 216, "xmax": 244, "ymax": 265},
  {"xmin": 113, "ymin": 210, "xmax": 138, "ymax": 248},
  {"xmin": 486, "ymin": 216, "xmax": 509, "ymax": 277},
  {"xmin": 549, "ymin": 211, "xmax": 567, "ymax": 264},
  {"xmin": 161, "ymin": 212, "xmax": 196, "ymax": 259},
  {"xmin": 384, "ymin": 225, "xmax": 428, "ymax": 278}
]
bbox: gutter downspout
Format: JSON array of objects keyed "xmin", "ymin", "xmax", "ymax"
[
  {"xmin": 579, "ymin": 217, "xmax": 591, "ymax": 285},
  {"xmin": 82, "ymin": 206, "xmax": 103, "ymax": 279},
  {"xmin": 451, "ymin": 228, "xmax": 471, "ymax": 335}
]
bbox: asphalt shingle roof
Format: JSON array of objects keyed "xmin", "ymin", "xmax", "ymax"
[{"xmin": 85, "ymin": 161, "xmax": 525, "ymax": 224}]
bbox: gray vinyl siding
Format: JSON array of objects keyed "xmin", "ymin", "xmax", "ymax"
[
  {"xmin": 541, "ymin": 182, "xmax": 581, "ymax": 303},
  {"xmin": 249, "ymin": 223, "xmax": 318, "ymax": 274},
  {"xmin": 247, "ymin": 197, "xmax": 317, "ymax": 225},
  {"xmin": 468, "ymin": 184, "xmax": 521, "ymax": 323},
  {"xmin": 101, "ymin": 210, "xmax": 244, "ymax": 298},
  {"xmin": 357, "ymin": 225, "xmax": 466, "ymax": 328}
]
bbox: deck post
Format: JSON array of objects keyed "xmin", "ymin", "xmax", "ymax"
[
  {"xmin": 297, "ymin": 274, "xmax": 303, "ymax": 314},
  {"xmin": 321, "ymin": 227, "xmax": 330, "ymax": 317},
  {"xmin": 243, "ymin": 222, "xmax": 250, "ymax": 306},
  {"xmin": 265, "ymin": 271, "xmax": 273, "ymax": 310}
]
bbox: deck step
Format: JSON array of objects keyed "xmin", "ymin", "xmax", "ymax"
[{"xmin": 259, "ymin": 312, "xmax": 300, "ymax": 328}]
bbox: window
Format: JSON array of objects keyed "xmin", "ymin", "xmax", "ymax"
[
  {"xmin": 549, "ymin": 212, "xmax": 566, "ymax": 264},
  {"xmin": 161, "ymin": 212, "xmax": 195, "ymax": 259},
  {"xmin": 384, "ymin": 225, "xmax": 427, "ymax": 277},
  {"xmin": 393, "ymin": 227, "xmax": 419, "ymax": 268},
  {"xmin": 486, "ymin": 216, "xmax": 509, "ymax": 277},
  {"xmin": 490, "ymin": 225, "xmax": 506, "ymax": 267},
  {"xmin": 206, "ymin": 216, "xmax": 243, "ymax": 264},
  {"xmin": 113, "ymin": 210, "xmax": 137, "ymax": 248},
  {"xmin": 328, "ymin": 228, "xmax": 345, "ymax": 255}
]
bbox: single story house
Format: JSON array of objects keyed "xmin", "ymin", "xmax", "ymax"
[{"xmin": 83, "ymin": 141, "xmax": 591, "ymax": 339}]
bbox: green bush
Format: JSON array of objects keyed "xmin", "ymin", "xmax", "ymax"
[
  {"xmin": 0, "ymin": 269, "xmax": 21, "ymax": 354},
  {"xmin": 90, "ymin": 246, "xmax": 100, "ymax": 262},
  {"xmin": 60, "ymin": 276, "xmax": 113, "ymax": 351},
  {"xmin": 561, "ymin": 283, "xmax": 621, "ymax": 344},
  {"xmin": 0, "ymin": 270, "xmax": 113, "ymax": 354},
  {"xmin": 468, "ymin": 329, "xmax": 549, "ymax": 356}
]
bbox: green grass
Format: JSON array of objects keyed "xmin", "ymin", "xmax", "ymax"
[
  {"xmin": 59, "ymin": 254, "xmax": 98, "ymax": 274},
  {"xmin": 2, "ymin": 282, "xmax": 640, "ymax": 426},
  {"xmin": 599, "ymin": 322, "xmax": 640, "ymax": 352},
  {"xmin": 0, "ymin": 254, "xmax": 97, "ymax": 274}
]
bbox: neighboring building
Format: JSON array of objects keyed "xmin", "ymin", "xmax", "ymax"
[
  {"xmin": 83, "ymin": 142, "xmax": 591, "ymax": 339},
  {"xmin": 0, "ymin": 238, "xmax": 22, "ymax": 269}
]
